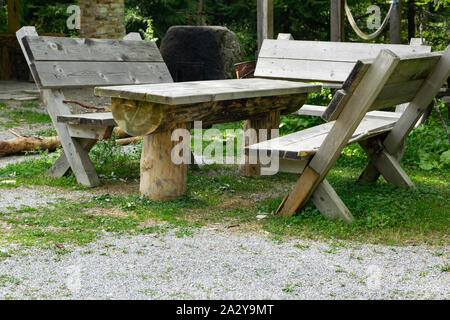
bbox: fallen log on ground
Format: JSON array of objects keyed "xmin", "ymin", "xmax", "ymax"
[
  {"xmin": 0, "ymin": 129, "xmax": 141, "ymax": 157},
  {"xmin": 0, "ymin": 130, "xmax": 60, "ymax": 156}
]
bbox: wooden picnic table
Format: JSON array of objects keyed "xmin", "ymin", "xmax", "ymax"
[{"xmin": 95, "ymin": 78, "xmax": 320, "ymax": 200}]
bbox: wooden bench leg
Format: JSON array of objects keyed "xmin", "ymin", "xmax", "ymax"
[
  {"xmin": 311, "ymin": 179, "xmax": 354, "ymax": 223},
  {"xmin": 277, "ymin": 50, "xmax": 401, "ymax": 218},
  {"xmin": 359, "ymin": 138, "xmax": 415, "ymax": 188},
  {"xmin": 140, "ymin": 124, "xmax": 188, "ymax": 200},
  {"xmin": 47, "ymin": 138, "xmax": 97, "ymax": 178},
  {"xmin": 42, "ymin": 89, "xmax": 101, "ymax": 187},
  {"xmin": 239, "ymin": 111, "xmax": 280, "ymax": 176}
]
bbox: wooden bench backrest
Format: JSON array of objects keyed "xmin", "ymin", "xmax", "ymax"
[
  {"xmin": 255, "ymin": 39, "xmax": 432, "ymax": 83},
  {"xmin": 322, "ymin": 49, "xmax": 447, "ymax": 121},
  {"xmin": 17, "ymin": 27, "xmax": 173, "ymax": 89}
]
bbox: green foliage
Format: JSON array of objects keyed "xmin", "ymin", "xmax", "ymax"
[
  {"xmin": 89, "ymin": 136, "xmax": 142, "ymax": 181},
  {"xmin": 22, "ymin": 0, "xmax": 77, "ymax": 35},
  {"xmin": 0, "ymin": 109, "xmax": 51, "ymax": 125},
  {"xmin": 279, "ymin": 87, "xmax": 331, "ymax": 135},
  {"xmin": 403, "ymin": 102, "xmax": 450, "ymax": 170},
  {"xmin": 125, "ymin": 7, "xmax": 158, "ymax": 41},
  {"xmin": 125, "ymin": 0, "xmax": 198, "ymax": 43},
  {"xmin": 0, "ymin": 3, "xmax": 7, "ymax": 33}
]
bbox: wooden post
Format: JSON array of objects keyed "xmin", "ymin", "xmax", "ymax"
[
  {"xmin": 257, "ymin": 0, "xmax": 274, "ymax": 53},
  {"xmin": 240, "ymin": 111, "xmax": 280, "ymax": 176},
  {"xmin": 330, "ymin": 0, "xmax": 345, "ymax": 42},
  {"xmin": 140, "ymin": 124, "xmax": 188, "ymax": 201},
  {"xmin": 407, "ymin": 0, "xmax": 416, "ymax": 41},
  {"xmin": 390, "ymin": 0, "xmax": 402, "ymax": 44},
  {"xmin": 7, "ymin": 0, "xmax": 21, "ymax": 32},
  {"xmin": 197, "ymin": 0, "xmax": 205, "ymax": 26}
]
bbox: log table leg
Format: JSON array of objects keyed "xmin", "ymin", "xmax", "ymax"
[
  {"xmin": 239, "ymin": 111, "xmax": 280, "ymax": 176},
  {"xmin": 140, "ymin": 124, "xmax": 188, "ymax": 200}
]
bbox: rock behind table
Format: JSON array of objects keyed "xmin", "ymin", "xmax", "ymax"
[{"xmin": 160, "ymin": 26, "xmax": 244, "ymax": 82}]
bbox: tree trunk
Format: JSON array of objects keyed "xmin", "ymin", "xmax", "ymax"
[{"xmin": 407, "ymin": 1, "xmax": 416, "ymax": 41}]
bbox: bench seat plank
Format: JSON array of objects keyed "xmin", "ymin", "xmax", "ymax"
[
  {"xmin": 57, "ymin": 112, "xmax": 116, "ymax": 127},
  {"xmin": 248, "ymin": 115, "xmax": 400, "ymax": 160}
]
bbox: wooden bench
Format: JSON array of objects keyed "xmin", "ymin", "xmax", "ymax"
[
  {"xmin": 247, "ymin": 47, "xmax": 450, "ymax": 222},
  {"xmin": 16, "ymin": 26, "xmax": 173, "ymax": 187},
  {"xmin": 256, "ymin": 35, "xmax": 432, "ymax": 117}
]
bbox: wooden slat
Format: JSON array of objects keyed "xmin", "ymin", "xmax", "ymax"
[
  {"xmin": 30, "ymin": 61, "xmax": 173, "ymax": 88},
  {"xmin": 247, "ymin": 115, "xmax": 399, "ymax": 160},
  {"xmin": 371, "ymin": 79, "xmax": 424, "ymax": 110},
  {"xmin": 57, "ymin": 112, "xmax": 116, "ymax": 127},
  {"xmin": 22, "ymin": 36, "xmax": 164, "ymax": 62},
  {"xmin": 257, "ymin": 39, "xmax": 432, "ymax": 62},
  {"xmin": 254, "ymin": 58, "xmax": 354, "ymax": 83},
  {"xmin": 385, "ymin": 52, "xmax": 442, "ymax": 84},
  {"xmin": 95, "ymin": 79, "xmax": 321, "ymax": 105},
  {"xmin": 294, "ymin": 105, "xmax": 327, "ymax": 117}
]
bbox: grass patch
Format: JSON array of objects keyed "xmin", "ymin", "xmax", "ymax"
[
  {"xmin": 34, "ymin": 129, "xmax": 58, "ymax": 137},
  {"xmin": 0, "ymin": 109, "xmax": 51, "ymax": 125},
  {"xmin": 20, "ymin": 102, "xmax": 40, "ymax": 109},
  {"xmin": 0, "ymin": 158, "xmax": 447, "ymax": 247},
  {"xmin": 0, "ymin": 108, "xmax": 448, "ymax": 247}
]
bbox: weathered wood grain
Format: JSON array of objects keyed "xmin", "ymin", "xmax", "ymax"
[
  {"xmin": 22, "ymin": 36, "xmax": 163, "ymax": 62},
  {"xmin": 111, "ymin": 94, "xmax": 307, "ymax": 137},
  {"xmin": 96, "ymin": 79, "xmax": 320, "ymax": 105},
  {"xmin": 140, "ymin": 124, "xmax": 188, "ymax": 200},
  {"xmin": 247, "ymin": 114, "xmax": 399, "ymax": 160},
  {"xmin": 257, "ymin": 39, "xmax": 432, "ymax": 62},
  {"xmin": 30, "ymin": 61, "xmax": 173, "ymax": 88},
  {"xmin": 384, "ymin": 46, "xmax": 450, "ymax": 154},
  {"xmin": 57, "ymin": 112, "xmax": 116, "ymax": 127},
  {"xmin": 41, "ymin": 89, "xmax": 100, "ymax": 187}
]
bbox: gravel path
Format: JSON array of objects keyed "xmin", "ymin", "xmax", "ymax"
[
  {"xmin": 0, "ymin": 229, "xmax": 448, "ymax": 300},
  {"xmin": 0, "ymin": 82, "xmax": 448, "ymax": 300}
]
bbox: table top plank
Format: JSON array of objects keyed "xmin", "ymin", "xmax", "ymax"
[{"xmin": 95, "ymin": 78, "xmax": 321, "ymax": 105}]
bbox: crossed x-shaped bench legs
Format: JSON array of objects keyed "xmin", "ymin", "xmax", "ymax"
[
  {"xmin": 42, "ymin": 89, "xmax": 107, "ymax": 187},
  {"xmin": 277, "ymin": 46, "xmax": 450, "ymax": 222},
  {"xmin": 358, "ymin": 136, "xmax": 414, "ymax": 188}
]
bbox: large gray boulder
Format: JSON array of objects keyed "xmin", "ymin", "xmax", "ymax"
[{"xmin": 160, "ymin": 26, "xmax": 244, "ymax": 82}]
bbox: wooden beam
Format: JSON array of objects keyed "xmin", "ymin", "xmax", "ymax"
[
  {"xmin": 390, "ymin": 0, "xmax": 402, "ymax": 44},
  {"xmin": 311, "ymin": 179, "xmax": 354, "ymax": 223},
  {"xmin": 7, "ymin": 0, "xmax": 21, "ymax": 33},
  {"xmin": 330, "ymin": 0, "xmax": 345, "ymax": 42},
  {"xmin": 257, "ymin": 0, "xmax": 274, "ymax": 53},
  {"xmin": 384, "ymin": 46, "xmax": 450, "ymax": 154}
]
